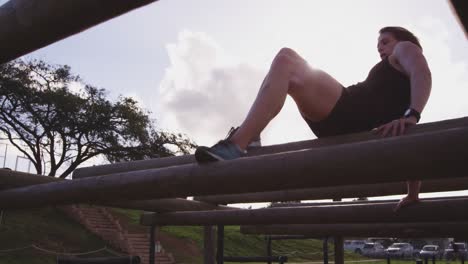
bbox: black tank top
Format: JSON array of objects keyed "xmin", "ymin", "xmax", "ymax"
[{"xmin": 346, "ymin": 57, "xmax": 411, "ymax": 130}]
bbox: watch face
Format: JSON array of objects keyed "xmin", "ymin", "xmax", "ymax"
[{"xmin": 404, "ymin": 109, "xmax": 411, "ymax": 116}]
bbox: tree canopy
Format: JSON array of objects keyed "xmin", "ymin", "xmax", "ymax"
[{"xmin": 0, "ymin": 60, "xmax": 195, "ymax": 178}]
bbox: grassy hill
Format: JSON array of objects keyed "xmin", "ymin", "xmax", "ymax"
[
  {"xmin": 0, "ymin": 207, "xmax": 121, "ymax": 264},
  {"xmin": 109, "ymin": 208, "xmax": 363, "ymax": 263},
  {"xmin": 0, "ymin": 206, "xmax": 363, "ymax": 264}
]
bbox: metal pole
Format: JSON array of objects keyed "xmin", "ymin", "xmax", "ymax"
[
  {"xmin": 204, "ymin": 226, "xmax": 215, "ymax": 264},
  {"xmin": 323, "ymin": 237, "xmax": 329, "ymax": 264},
  {"xmin": 1, "ymin": 144, "xmax": 7, "ymax": 167},
  {"xmin": 14, "ymin": 156, "xmax": 19, "ymax": 171},
  {"xmin": 266, "ymin": 235, "xmax": 272, "ymax": 264},
  {"xmin": 216, "ymin": 225, "xmax": 224, "ymax": 264},
  {"xmin": 149, "ymin": 225, "xmax": 155, "ymax": 264}
]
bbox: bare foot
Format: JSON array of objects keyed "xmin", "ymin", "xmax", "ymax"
[{"xmin": 393, "ymin": 196, "xmax": 420, "ymax": 212}]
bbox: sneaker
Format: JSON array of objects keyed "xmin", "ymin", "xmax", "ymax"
[{"xmin": 195, "ymin": 127, "xmax": 245, "ymax": 163}]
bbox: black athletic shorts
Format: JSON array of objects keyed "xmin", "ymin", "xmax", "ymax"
[{"xmin": 304, "ymin": 86, "xmax": 374, "ymax": 138}]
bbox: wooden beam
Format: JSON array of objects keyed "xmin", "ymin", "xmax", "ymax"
[
  {"xmin": 195, "ymin": 177, "xmax": 468, "ymax": 204},
  {"xmin": 73, "ymin": 116, "xmax": 468, "ymax": 178},
  {"xmin": 269, "ymin": 195, "xmax": 468, "ymax": 207},
  {"xmin": 102, "ymin": 198, "xmax": 235, "ymax": 212},
  {"xmin": 204, "ymin": 226, "xmax": 215, "ymax": 264},
  {"xmin": 0, "ymin": 169, "xmax": 231, "ymax": 212},
  {"xmin": 449, "ymin": 0, "xmax": 468, "ymax": 38},
  {"xmin": 0, "ymin": 169, "xmax": 59, "ymax": 190},
  {"xmin": 240, "ymin": 222, "xmax": 468, "ymax": 238},
  {"xmin": 334, "ymin": 236, "xmax": 344, "ymax": 264},
  {"xmin": 0, "ymin": 127, "xmax": 467, "ymax": 209},
  {"xmin": 0, "ymin": 0, "xmax": 158, "ymax": 64},
  {"xmin": 140, "ymin": 197, "xmax": 468, "ymax": 226}
]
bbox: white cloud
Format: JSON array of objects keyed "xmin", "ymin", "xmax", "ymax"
[
  {"xmin": 156, "ymin": 30, "xmax": 317, "ymax": 147},
  {"xmin": 157, "ymin": 31, "xmax": 264, "ymax": 145}
]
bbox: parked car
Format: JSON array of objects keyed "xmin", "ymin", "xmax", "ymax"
[
  {"xmin": 386, "ymin": 243, "xmax": 414, "ymax": 259},
  {"xmin": 444, "ymin": 242, "xmax": 468, "ymax": 260},
  {"xmin": 362, "ymin": 242, "xmax": 386, "ymax": 258},
  {"xmin": 344, "ymin": 240, "xmax": 367, "ymax": 254},
  {"xmin": 419, "ymin": 245, "xmax": 443, "ymax": 259}
]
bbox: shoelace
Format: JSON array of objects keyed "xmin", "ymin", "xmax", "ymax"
[
  {"xmin": 222, "ymin": 126, "xmax": 262, "ymax": 147},
  {"xmin": 224, "ymin": 126, "xmax": 239, "ymax": 140}
]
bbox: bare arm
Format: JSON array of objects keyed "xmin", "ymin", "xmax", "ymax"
[
  {"xmin": 377, "ymin": 41, "xmax": 432, "ymax": 137},
  {"xmin": 393, "ymin": 41, "xmax": 432, "ymax": 115},
  {"xmin": 376, "ymin": 42, "xmax": 432, "ymax": 212}
]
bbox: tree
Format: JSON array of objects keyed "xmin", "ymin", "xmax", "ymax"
[{"xmin": 0, "ymin": 60, "xmax": 196, "ymax": 178}]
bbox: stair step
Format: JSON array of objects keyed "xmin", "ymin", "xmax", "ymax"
[{"xmin": 64, "ymin": 207, "xmax": 175, "ymax": 264}]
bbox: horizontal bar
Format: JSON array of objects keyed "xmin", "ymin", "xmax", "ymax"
[
  {"xmin": 140, "ymin": 197, "xmax": 468, "ymax": 226},
  {"xmin": 0, "ymin": 0, "xmax": 158, "ymax": 64},
  {"xmin": 102, "ymin": 198, "xmax": 235, "ymax": 212},
  {"xmin": 240, "ymin": 222, "xmax": 468, "ymax": 238},
  {"xmin": 0, "ymin": 127, "xmax": 467, "ymax": 209},
  {"xmin": 73, "ymin": 117, "xmax": 468, "ymax": 178},
  {"xmin": 196, "ymin": 177, "xmax": 468, "ymax": 204},
  {"xmin": 0, "ymin": 169, "xmax": 231, "ymax": 212}
]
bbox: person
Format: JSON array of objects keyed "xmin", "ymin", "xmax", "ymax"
[{"xmin": 194, "ymin": 26, "xmax": 432, "ymax": 211}]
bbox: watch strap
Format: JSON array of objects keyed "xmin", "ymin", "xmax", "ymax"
[{"xmin": 404, "ymin": 108, "xmax": 421, "ymax": 123}]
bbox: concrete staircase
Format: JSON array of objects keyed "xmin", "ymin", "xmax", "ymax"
[{"xmin": 61, "ymin": 205, "xmax": 175, "ymax": 264}]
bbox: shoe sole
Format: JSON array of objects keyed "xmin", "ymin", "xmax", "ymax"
[{"xmin": 195, "ymin": 147, "xmax": 225, "ymax": 163}]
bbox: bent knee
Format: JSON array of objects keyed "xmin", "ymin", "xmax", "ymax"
[
  {"xmin": 277, "ymin": 47, "xmax": 298, "ymax": 58},
  {"xmin": 274, "ymin": 47, "xmax": 299, "ymax": 63},
  {"xmin": 272, "ymin": 47, "xmax": 307, "ymax": 71}
]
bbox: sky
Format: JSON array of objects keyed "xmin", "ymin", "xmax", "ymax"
[{"xmin": 1, "ymin": 0, "xmax": 467, "ymax": 202}]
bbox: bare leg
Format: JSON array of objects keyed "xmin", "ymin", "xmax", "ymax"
[
  {"xmin": 394, "ymin": 180, "xmax": 421, "ymax": 212},
  {"xmin": 230, "ymin": 48, "xmax": 343, "ymax": 149}
]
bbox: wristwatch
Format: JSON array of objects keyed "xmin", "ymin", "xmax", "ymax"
[{"xmin": 403, "ymin": 108, "xmax": 421, "ymax": 123}]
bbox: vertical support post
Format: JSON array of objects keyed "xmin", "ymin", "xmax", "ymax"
[
  {"xmin": 387, "ymin": 254, "xmax": 391, "ymax": 264},
  {"xmin": 0, "ymin": 143, "xmax": 7, "ymax": 167},
  {"xmin": 424, "ymin": 257, "xmax": 428, "ymax": 264},
  {"xmin": 204, "ymin": 226, "xmax": 215, "ymax": 264},
  {"xmin": 332, "ymin": 198, "xmax": 344, "ymax": 264},
  {"xmin": 149, "ymin": 225, "xmax": 156, "ymax": 264},
  {"xmin": 266, "ymin": 235, "xmax": 272, "ymax": 264},
  {"xmin": 323, "ymin": 237, "xmax": 329, "ymax": 264},
  {"xmin": 334, "ymin": 236, "xmax": 344, "ymax": 264},
  {"xmin": 216, "ymin": 225, "xmax": 224, "ymax": 264}
]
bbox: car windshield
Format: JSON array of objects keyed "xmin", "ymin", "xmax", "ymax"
[
  {"xmin": 364, "ymin": 244, "xmax": 374, "ymax": 249},
  {"xmin": 423, "ymin": 246, "xmax": 436, "ymax": 251}
]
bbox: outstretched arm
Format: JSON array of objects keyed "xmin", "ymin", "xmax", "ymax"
[{"xmin": 376, "ymin": 41, "xmax": 432, "ymax": 211}]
